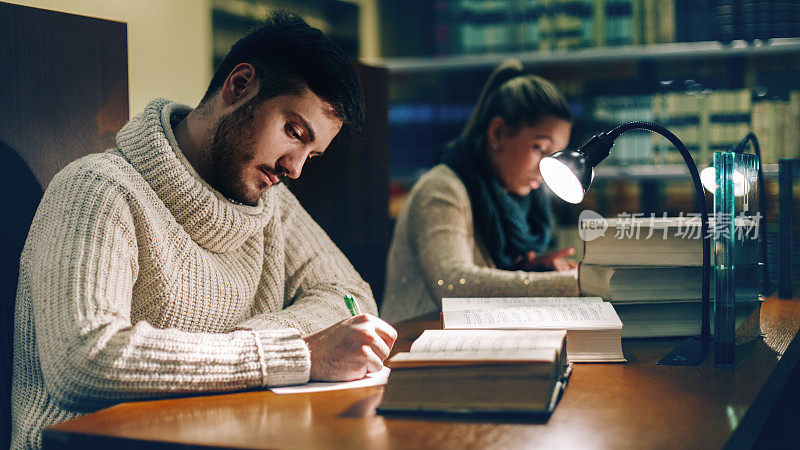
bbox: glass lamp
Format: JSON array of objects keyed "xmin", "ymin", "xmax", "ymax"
[{"xmin": 699, "ymin": 133, "xmax": 769, "ymax": 295}]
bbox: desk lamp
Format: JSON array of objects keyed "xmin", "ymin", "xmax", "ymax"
[
  {"xmin": 540, "ymin": 121, "xmax": 713, "ymax": 366},
  {"xmin": 699, "ymin": 132, "xmax": 769, "ymax": 295}
]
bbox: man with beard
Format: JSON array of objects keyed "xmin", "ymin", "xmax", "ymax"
[{"xmin": 11, "ymin": 12, "xmax": 396, "ymax": 449}]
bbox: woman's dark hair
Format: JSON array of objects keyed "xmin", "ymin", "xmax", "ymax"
[
  {"xmin": 201, "ymin": 11, "xmax": 364, "ymax": 151},
  {"xmin": 459, "ymin": 59, "xmax": 571, "ymax": 149}
]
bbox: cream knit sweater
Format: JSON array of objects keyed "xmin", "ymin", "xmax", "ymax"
[
  {"xmin": 381, "ymin": 164, "xmax": 578, "ymax": 324},
  {"xmin": 11, "ymin": 99, "xmax": 376, "ymax": 449}
]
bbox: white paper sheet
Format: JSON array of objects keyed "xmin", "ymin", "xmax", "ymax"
[{"xmin": 269, "ymin": 366, "xmax": 391, "ymax": 394}]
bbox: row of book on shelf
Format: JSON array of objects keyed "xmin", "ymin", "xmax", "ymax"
[
  {"xmin": 379, "ymin": 216, "xmax": 763, "ymax": 416},
  {"xmin": 389, "ymin": 88, "xmax": 799, "ymax": 176},
  {"xmin": 649, "ymin": 89, "xmax": 800, "ymax": 166},
  {"xmin": 433, "ymin": 0, "xmax": 800, "ymax": 55},
  {"xmin": 435, "ymin": 0, "xmax": 670, "ymax": 54}
]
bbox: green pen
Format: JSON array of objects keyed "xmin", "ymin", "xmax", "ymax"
[{"xmin": 344, "ymin": 294, "xmax": 361, "ymax": 316}]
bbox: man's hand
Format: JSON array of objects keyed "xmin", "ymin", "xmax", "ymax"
[
  {"xmin": 302, "ymin": 314, "xmax": 398, "ymax": 381},
  {"xmin": 517, "ymin": 247, "xmax": 578, "ymax": 272}
]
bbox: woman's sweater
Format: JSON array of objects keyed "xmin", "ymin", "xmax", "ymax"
[
  {"xmin": 11, "ymin": 99, "xmax": 376, "ymax": 449},
  {"xmin": 380, "ymin": 164, "xmax": 578, "ymax": 324}
]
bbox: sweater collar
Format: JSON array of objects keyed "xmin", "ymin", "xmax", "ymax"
[{"xmin": 115, "ymin": 98, "xmax": 272, "ymax": 253}]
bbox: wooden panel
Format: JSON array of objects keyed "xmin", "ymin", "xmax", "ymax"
[
  {"xmin": 44, "ymin": 295, "xmax": 800, "ymax": 449},
  {"xmin": 287, "ymin": 62, "xmax": 390, "ymax": 305},
  {"xmin": 0, "ymin": 3, "xmax": 128, "ymax": 448},
  {"xmin": 0, "ymin": 3, "xmax": 129, "ymax": 187}
]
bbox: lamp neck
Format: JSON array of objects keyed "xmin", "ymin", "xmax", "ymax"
[
  {"xmin": 733, "ymin": 132, "xmax": 761, "ymax": 161},
  {"xmin": 580, "ymin": 132, "xmax": 614, "ymax": 167},
  {"xmin": 606, "ymin": 120, "xmax": 712, "ymax": 340}
]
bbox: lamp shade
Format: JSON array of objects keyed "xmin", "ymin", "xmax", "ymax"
[{"xmin": 540, "ymin": 150, "xmax": 593, "ymax": 204}]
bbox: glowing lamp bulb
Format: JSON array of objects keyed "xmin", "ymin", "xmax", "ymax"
[
  {"xmin": 540, "ymin": 156, "xmax": 588, "ymax": 204},
  {"xmin": 699, "ymin": 166, "xmax": 747, "ymax": 197}
]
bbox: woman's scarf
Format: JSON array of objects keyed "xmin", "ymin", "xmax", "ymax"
[{"xmin": 442, "ymin": 136, "xmax": 552, "ymax": 270}]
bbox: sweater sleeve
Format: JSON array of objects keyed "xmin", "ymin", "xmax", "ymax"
[
  {"xmin": 409, "ymin": 171, "xmax": 579, "ymax": 300},
  {"xmin": 232, "ymin": 185, "xmax": 377, "ymax": 334},
  {"xmin": 28, "ymin": 169, "xmax": 309, "ymax": 410}
]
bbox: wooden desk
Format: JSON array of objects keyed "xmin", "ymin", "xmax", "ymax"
[{"xmin": 44, "ymin": 295, "xmax": 800, "ymax": 449}]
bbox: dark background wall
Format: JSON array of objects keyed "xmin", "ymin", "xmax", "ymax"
[{"xmin": 0, "ymin": 3, "xmax": 129, "ymax": 447}]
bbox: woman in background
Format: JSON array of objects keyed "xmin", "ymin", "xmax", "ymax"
[{"xmin": 381, "ymin": 60, "xmax": 580, "ymax": 324}]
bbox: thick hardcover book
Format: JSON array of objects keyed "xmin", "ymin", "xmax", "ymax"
[
  {"xmin": 379, "ymin": 329, "xmax": 572, "ymax": 416},
  {"xmin": 579, "ymin": 264, "xmax": 708, "ymax": 302},
  {"xmin": 613, "ymin": 300, "xmax": 761, "ymax": 338},
  {"xmin": 581, "ymin": 217, "xmax": 704, "ymax": 266}
]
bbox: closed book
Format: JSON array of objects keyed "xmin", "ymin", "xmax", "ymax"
[
  {"xmin": 581, "ymin": 217, "xmax": 703, "ymax": 266},
  {"xmin": 579, "ymin": 264, "xmax": 711, "ymax": 301},
  {"xmin": 440, "ymin": 297, "xmax": 625, "ymax": 362},
  {"xmin": 614, "ymin": 300, "xmax": 762, "ymax": 339},
  {"xmin": 379, "ymin": 329, "xmax": 571, "ymax": 416}
]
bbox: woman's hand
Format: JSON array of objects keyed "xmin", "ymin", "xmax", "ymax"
[{"xmin": 517, "ymin": 247, "xmax": 578, "ymax": 272}]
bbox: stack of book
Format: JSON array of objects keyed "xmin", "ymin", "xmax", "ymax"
[
  {"xmin": 379, "ymin": 296, "xmax": 626, "ymax": 416},
  {"xmin": 578, "ymin": 216, "xmax": 760, "ymax": 338}
]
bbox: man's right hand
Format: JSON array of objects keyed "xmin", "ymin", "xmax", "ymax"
[{"xmin": 302, "ymin": 314, "xmax": 398, "ymax": 381}]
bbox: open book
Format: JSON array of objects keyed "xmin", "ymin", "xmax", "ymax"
[
  {"xmin": 379, "ymin": 329, "xmax": 571, "ymax": 416},
  {"xmin": 441, "ymin": 297, "xmax": 625, "ymax": 362}
]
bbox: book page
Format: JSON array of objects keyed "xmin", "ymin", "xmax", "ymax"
[
  {"xmin": 409, "ymin": 329, "xmax": 566, "ymax": 353},
  {"xmin": 442, "ymin": 297, "xmax": 602, "ymax": 312},
  {"xmin": 389, "ymin": 349, "xmax": 557, "ymax": 367},
  {"xmin": 442, "ymin": 302, "xmax": 622, "ymax": 330}
]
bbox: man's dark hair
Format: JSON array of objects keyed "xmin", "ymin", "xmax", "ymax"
[{"xmin": 202, "ymin": 11, "xmax": 364, "ymax": 151}]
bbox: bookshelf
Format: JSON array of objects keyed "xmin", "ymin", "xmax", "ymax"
[
  {"xmin": 416, "ymin": 0, "xmax": 799, "ymax": 56},
  {"xmin": 211, "ymin": 0, "xmax": 360, "ymax": 66},
  {"xmin": 367, "ymin": 38, "xmax": 800, "ymax": 72},
  {"xmin": 365, "ymin": 39, "xmax": 799, "ymax": 218},
  {"xmin": 593, "ymin": 163, "xmax": 780, "ymax": 181}
]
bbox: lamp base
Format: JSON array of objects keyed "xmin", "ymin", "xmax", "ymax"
[{"xmin": 657, "ymin": 336, "xmax": 714, "ymax": 366}]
